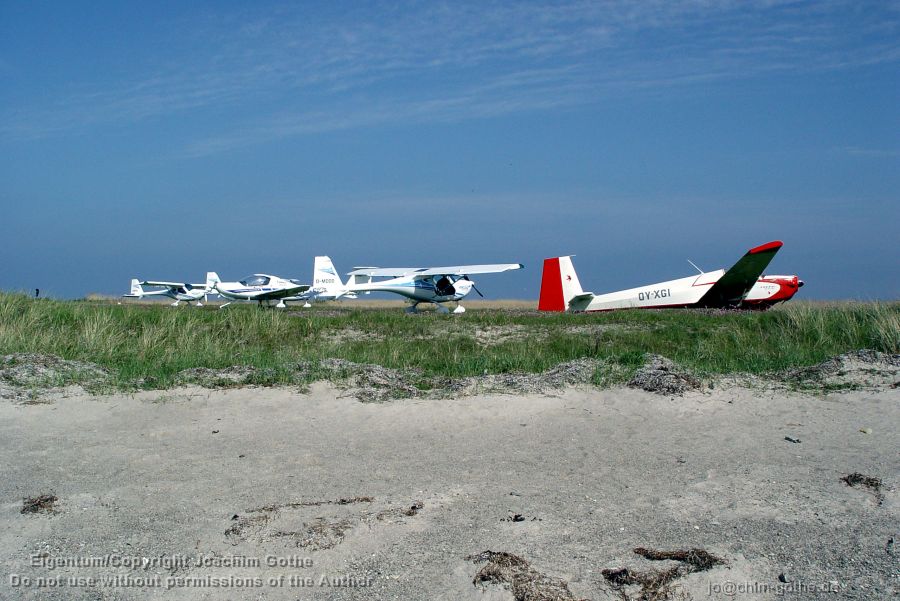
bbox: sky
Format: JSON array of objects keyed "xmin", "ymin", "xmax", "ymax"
[{"xmin": 1, "ymin": 0, "xmax": 898, "ymax": 301}]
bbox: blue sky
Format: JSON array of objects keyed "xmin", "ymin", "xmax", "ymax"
[{"xmin": 1, "ymin": 1, "xmax": 898, "ymax": 300}]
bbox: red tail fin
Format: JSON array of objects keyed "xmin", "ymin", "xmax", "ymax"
[{"xmin": 538, "ymin": 257, "xmax": 566, "ymax": 312}]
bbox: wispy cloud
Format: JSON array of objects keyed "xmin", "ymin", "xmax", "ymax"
[
  {"xmin": 3, "ymin": 0, "xmax": 898, "ymax": 153},
  {"xmin": 836, "ymin": 146, "xmax": 900, "ymax": 158}
]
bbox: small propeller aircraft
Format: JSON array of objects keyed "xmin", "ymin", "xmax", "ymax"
[
  {"xmin": 209, "ymin": 273, "xmax": 310, "ymax": 308},
  {"xmin": 539, "ymin": 241, "xmax": 803, "ymax": 312},
  {"xmin": 346, "ymin": 262, "xmax": 524, "ymax": 313},
  {"xmin": 123, "ymin": 276, "xmax": 216, "ymax": 307}
]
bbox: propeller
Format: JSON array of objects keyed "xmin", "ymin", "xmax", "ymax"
[{"xmin": 463, "ymin": 276, "xmax": 484, "ymax": 297}]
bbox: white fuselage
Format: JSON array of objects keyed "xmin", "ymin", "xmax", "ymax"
[
  {"xmin": 581, "ymin": 271, "xmax": 801, "ymax": 311},
  {"xmin": 215, "ymin": 274, "xmax": 305, "ymax": 301},
  {"xmin": 351, "ymin": 275, "xmax": 475, "ymax": 304},
  {"xmin": 582, "ymin": 270, "xmax": 724, "ymax": 311},
  {"xmin": 141, "ymin": 288, "xmax": 206, "ymax": 302}
]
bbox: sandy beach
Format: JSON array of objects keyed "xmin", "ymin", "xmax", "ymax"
[{"xmin": 1, "ymin": 379, "xmax": 897, "ymax": 600}]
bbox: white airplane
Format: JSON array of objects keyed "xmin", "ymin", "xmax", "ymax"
[
  {"xmin": 539, "ymin": 241, "xmax": 803, "ymax": 312},
  {"xmin": 209, "ymin": 273, "xmax": 310, "ymax": 308},
  {"xmin": 345, "ymin": 262, "xmax": 524, "ymax": 313},
  {"xmin": 123, "ymin": 275, "xmax": 217, "ymax": 307}
]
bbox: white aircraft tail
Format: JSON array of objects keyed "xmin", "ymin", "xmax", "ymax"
[
  {"xmin": 205, "ymin": 272, "xmax": 220, "ymax": 291},
  {"xmin": 127, "ymin": 279, "xmax": 143, "ymax": 298},
  {"xmin": 313, "ymin": 256, "xmax": 344, "ymax": 291},
  {"xmin": 538, "ymin": 256, "xmax": 593, "ymax": 312}
]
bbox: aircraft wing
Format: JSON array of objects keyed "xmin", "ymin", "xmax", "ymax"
[
  {"xmin": 141, "ymin": 280, "xmax": 186, "ymax": 289},
  {"xmin": 252, "ymin": 285, "xmax": 311, "ymax": 300},
  {"xmin": 699, "ymin": 241, "xmax": 783, "ymax": 307},
  {"xmin": 347, "ymin": 267, "xmax": 420, "ymax": 277},
  {"xmin": 347, "ymin": 264, "xmax": 523, "ymax": 278}
]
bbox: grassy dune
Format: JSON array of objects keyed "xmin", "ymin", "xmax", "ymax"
[{"xmin": 0, "ymin": 292, "xmax": 897, "ymax": 389}]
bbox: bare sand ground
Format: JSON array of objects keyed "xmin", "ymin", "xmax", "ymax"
[{"xmin": 1, "ymin": 383, "xmax": 897, "ymax": 600}]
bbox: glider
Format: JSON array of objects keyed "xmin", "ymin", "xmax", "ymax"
[{"xmin": 539, "ymin": 241, "xmax": 803, "ymax": 312}]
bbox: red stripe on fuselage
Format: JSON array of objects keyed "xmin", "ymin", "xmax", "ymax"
[{"xmin": 585, "ymin": 302, "xmax": 697, "ymax": 312}]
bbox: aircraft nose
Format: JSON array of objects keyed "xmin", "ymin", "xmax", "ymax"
[{"xmin": 797, "ymin": 279, "xmax": 805, "ymax": 288}]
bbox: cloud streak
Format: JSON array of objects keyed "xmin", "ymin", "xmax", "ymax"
[{"xmin": 3, "ymin": 0, "xmax": 898, "ymax": 153}]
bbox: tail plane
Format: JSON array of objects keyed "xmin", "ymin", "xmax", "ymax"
[
  {"xmin": 124, "ymin": 279, "xmax": 143, "ymax": 298},
  {"xmin": 538, "ymin": 256, "xmax": 594, "ymax": 312},
  {"xmin": 205, "ymin": 272, "xmax": 220, "ymax": 292},
  {"xmin": 313, "ymin": 256, "xmax": 343, "ymax": 292}
]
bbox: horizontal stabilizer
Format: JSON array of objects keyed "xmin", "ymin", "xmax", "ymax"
[{"xmin": 567, "ymin": 293, "xmax": 595, "ymax": 312}]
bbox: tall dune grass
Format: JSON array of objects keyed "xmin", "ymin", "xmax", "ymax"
[{"xmin": 0, "ymin": 293, "xmax": 896, "ymax": 388}]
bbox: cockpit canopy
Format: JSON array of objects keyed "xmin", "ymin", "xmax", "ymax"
[
  {"xmin": 239, "ymin": 275, "xmax": 270, "ymax": 287},
  {"xmin": 427, "ymin": 274, "xmax": 462, "ymax": 296}
]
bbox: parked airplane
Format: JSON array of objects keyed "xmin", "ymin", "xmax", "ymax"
[
  {"xmin": 209, "ymin": 273, "xmax": 310, "ymax": 308},
  {"xmin": 539, "ymin": 241, "xmax": 803, "ymax": 312},
  {"xmin": 123, "ymin": 275, "xmax": 216, "ymax": 307},
  {"xmin": 346, "ymin": 262, "xmax": 524, "ymax": 313}
]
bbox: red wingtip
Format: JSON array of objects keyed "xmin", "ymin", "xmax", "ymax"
[{"xmin": 748, "ymin": 240, "xmax": 783, "ymax": 254}]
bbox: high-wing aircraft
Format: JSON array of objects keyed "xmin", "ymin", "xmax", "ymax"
[
  {"xmin": 346, "ymin": 262, "xmax": 524, "ymax": 313},
  {"xmin": 210, "ymin": 273, "xmax": 310, "ymax": 308},
  {"xmin": 123, "ymin": 275, "xmax": 217, "ymax": 307},
  {"xmin": 539, "ymin": 241, "xmax": 803, "ymax": 312}
]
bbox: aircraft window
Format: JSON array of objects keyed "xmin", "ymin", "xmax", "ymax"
[
  {"xmin": 240, "ymin": 275, "xmax": 270, "ymax": 286},
  {"xmin": 434, "ymin": 275, "xmax": 456, "ymax": 296}
]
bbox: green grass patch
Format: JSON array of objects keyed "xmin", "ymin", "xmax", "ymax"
[{"xmin": 0, "ymin": 293, "xmax": 896, "ymax": 390}]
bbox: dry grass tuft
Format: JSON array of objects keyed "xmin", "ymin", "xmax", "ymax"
[
  {"xmin": 602, "ymin": 547, "xmax": 725, "ymax": 601},
  {"xmin": 21, "ymin": 493, "xmax": 58, "ymax": 514},
  {"xmin": 841, "ymin": 472, "xmax": 885, "ymax": 504},
  {"xmin": 468, "ymin": 550, "xmax": 584, "ymax": 601}
]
